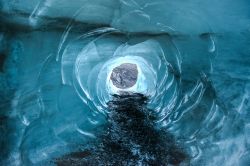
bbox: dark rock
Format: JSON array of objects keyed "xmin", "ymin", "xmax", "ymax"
[
  {"xmin": 55, "ymin": 93, "xmax": 188, "ymax": 165},
  {"xmin": 110, "ymin": 63, "xmax": 138, "ymax": 89}
]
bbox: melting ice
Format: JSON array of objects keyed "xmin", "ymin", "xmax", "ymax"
[{"xmin": 0, "ymin": 0, "xmax": 250, "ymax": 165}]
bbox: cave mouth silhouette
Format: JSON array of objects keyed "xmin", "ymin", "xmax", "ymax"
[{"xmin": 110, "ymin": 63, "xmax": 138, "ymax": 89}]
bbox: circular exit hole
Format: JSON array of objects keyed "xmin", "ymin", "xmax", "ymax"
[{"xmin": 110, "ymin": 63, "xmax": 138, "ymax": 89}]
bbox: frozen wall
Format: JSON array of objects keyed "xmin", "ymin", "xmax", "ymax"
[{"xmin": 0, "ymin": 0, "xmax": 250, "ymax": 165}]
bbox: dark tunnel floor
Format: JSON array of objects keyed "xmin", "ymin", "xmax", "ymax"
[{"xmin": 55, "ymin": 93, "xmax": 188, "ymax": 166}]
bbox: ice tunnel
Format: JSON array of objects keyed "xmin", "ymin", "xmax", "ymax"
[{"xmin": 0, "ymin": 0, "xmax": 250, "ymax": 165}]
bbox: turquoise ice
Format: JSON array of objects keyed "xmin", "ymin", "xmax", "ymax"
[{"xmin": 0, "ymin": 0, "xmax": 250, "ymax": 165}]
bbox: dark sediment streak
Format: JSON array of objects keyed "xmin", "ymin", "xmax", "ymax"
[
  {"xmin": 0, "ymin": 53, "xmax": 6, "ymax": 72},
  {"xmin": 56, "ymin": 92, "xmax": 188, "ymax": 165}
]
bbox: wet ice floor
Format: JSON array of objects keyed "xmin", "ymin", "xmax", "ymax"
[{"xmin": 0, "ymin": 0, "xmax": 250, "ymax": 165}]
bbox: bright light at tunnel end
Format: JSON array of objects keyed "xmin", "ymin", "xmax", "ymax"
[{"xmin": 104, "ymin": 56, "xmax": 157, "ymax": 96}]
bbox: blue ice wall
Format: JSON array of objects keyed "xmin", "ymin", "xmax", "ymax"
[{"xmin": 0, "ymin": 0, "xmax": 250, "ymax": 165}]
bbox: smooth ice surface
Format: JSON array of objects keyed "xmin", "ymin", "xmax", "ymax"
[{"xmin": 0, "ymin": 0, "xmax": 250, "ymax": 165}]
